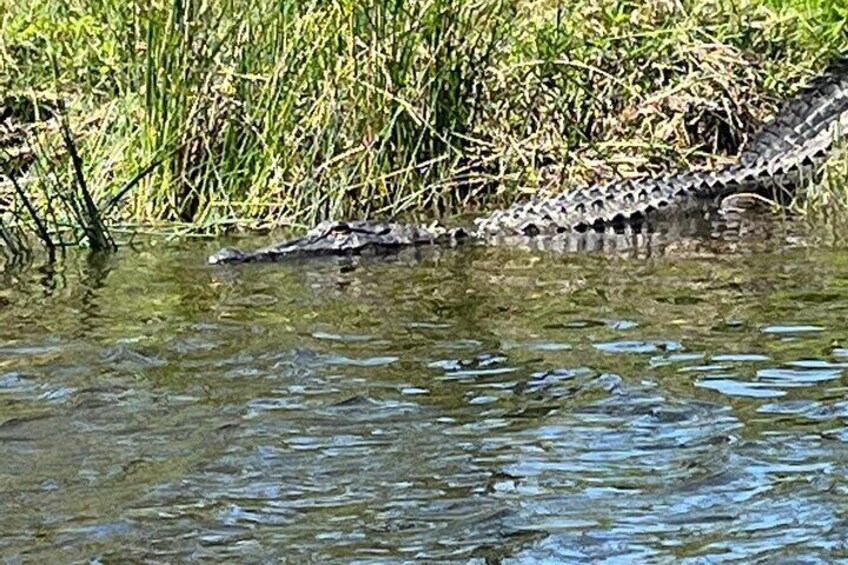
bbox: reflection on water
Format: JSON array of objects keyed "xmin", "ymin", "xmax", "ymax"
[{"xmin": 2, "ymin": 214, "xmax": 848, "ymax": 563}]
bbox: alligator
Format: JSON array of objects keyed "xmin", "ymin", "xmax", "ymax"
[{"xmin": 209, "ymin": 58, "xmax": 848, "ymax": 265}]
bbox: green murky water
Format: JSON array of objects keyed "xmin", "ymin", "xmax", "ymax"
[{"xmin": 2, "ymin": 218, "xmax": 848, "ymax": 563}]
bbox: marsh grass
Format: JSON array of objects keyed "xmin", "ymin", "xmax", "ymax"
[
  {"xmin": 802, "ymin": 138, "xmax": 848, "ymax": 220},
  {"xmin": 1, "ymin": 0, "xmax": 847, "ymax": 251}
]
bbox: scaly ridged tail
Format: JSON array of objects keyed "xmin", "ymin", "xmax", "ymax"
[{"xmin": 475, "ymin": 58, "xmax": 848, "ymax": 236}]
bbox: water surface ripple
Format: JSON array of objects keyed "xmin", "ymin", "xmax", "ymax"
[{"xmin": 2, "ymin": 218, "xmax": 848, "ymax": 562}]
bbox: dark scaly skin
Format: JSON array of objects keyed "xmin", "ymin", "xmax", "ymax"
[
  {"xmin": 477, "ymin": 58, "xmax": 848, "ymax": 236},
  {"xmin": 209, "ymin": 59, "xmax": 848, "ymax": 265},
  {"xmin": 740, "ymin": 58, "xmax": 848, "ymax": 166}
]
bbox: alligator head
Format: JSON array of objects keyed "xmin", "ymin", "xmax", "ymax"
[{"xmin": 208, "ymin": 220, "xmax": 466, "ymax": 264}]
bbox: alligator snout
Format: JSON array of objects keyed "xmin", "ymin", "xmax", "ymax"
[{"xmin": 208, "ymin": 247, "xmax": 248, "ymax": 264}]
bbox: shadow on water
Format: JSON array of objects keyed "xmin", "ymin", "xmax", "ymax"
[{"xmin": 2, "ymin": 210, "xmax": 848, "ymax": 562}]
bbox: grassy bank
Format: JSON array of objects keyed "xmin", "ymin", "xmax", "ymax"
[{"xmin": 1, "ymin": 0, "xmax": 847, "ymax": 247}]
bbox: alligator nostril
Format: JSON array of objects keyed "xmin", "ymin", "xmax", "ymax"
[{"xmin": 207, "ymin": 248, "xmax": 245, "ymax": 264}]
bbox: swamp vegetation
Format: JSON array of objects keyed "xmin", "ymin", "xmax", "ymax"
[{"xmin": 1, "ymin": 0, "xmax": 848, "ymax": 256}]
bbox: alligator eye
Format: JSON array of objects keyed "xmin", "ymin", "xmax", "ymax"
[
  {"xmin": 329, "ymin": 222, "xmax": 352, "ymax": 234},
  {"xmin": 521, "ymin": 223, "xmax": 540, "ymax": 236}
]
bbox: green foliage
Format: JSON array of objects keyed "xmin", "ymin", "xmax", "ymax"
[{"xmin": 1, "ymin": 0, "xmax": 847, "ymax": 236}]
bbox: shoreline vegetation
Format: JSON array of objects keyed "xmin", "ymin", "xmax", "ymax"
[{"xmin": 1, "ymin": 0, "xmax": 847, "ymax": 257}]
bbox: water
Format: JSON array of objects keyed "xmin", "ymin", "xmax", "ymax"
[{"xmin": 2, "ymin": 218, "xmax": 848, "ymax": 563}]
